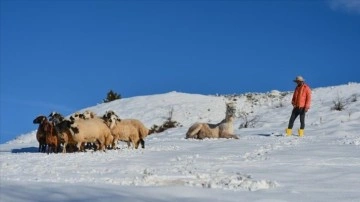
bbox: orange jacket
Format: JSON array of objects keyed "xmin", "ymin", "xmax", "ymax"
[{"xmin": 292, "ymin": 83, "xmax": 311, "ymax": 109}]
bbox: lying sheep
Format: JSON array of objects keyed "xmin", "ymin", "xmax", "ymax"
[
  {"xmin": 69, "ymin": 117, "xmax": 112, "ymax": 152},
  {"xmin": 104, "ymin": 114, "xmax": 149, "ymax": 149}
]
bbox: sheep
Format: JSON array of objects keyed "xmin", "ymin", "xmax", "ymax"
[
  {"xmin": 70, "ymin": 112, "xmax": 85, "ymax": 120},
  {"xmin": 68, "ymin": 117, "xmax": 112, "ymax": 152},
  {"xmin": 104, "ymin": 132, "xmax": 114, "ymax": 150},
  {"xmin": 102, "ymin": 110, "xmax": 118, "ymax": 120},
  {"xmin": 103, "ymin": 113, "xmax": 149, "ymax": 149},
  {"xmin": 33, "ymin": 115, "xmax": 47, "ymax": 153},
  {"xmin": 69, "ymin": 112, "xmax": 102, "ymax": 150},
  {"xmin": 44, "ymin": 124, "xmax": 61, "ymax": 154},
  {"xmin": 186, "ymin": 102, "xmax": 239, "ymax": 139},
  {"xmin": 33, "ymin": 115, "xmax": 60, "ymax": 153},
  {"xmin": 102, "ymin": 110, "xmax": 128, "ymax": 147},
  {"xmin": 48, "ymin": 112, "xmax": 79, "ymax": 153},
  {"xmin": 48, "ymin": 111, "xmax": 65, "ymax": 126},
  {"xmin": 54, "ymin": 119, "xmax": 79, "ymax": 153},
  {"xmin": 69, "ymin": 110, "xmax": 96, "ymax": 121},
  {"xmin": 82, "ymin": 110, "xmax": 96, "ymax": 119}
]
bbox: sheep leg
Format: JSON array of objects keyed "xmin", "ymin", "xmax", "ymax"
[
  {"xmin": 134, "ymin": 140, "xmax": 140, "ymax": 149},
  {"xmin": 130, "ymin": 138, "xmax": 139, "ymax": 149},
  {"xmin": 186, "ymin": 124, "xmax": 202, "ymax": 139},
  {"xmin": 220, "ymin": 132, "xmax": 239, "ymax": 139},
  {"xmin": 140, "ymin": 139, "xmax": 145, "ymax": 149},
  {"xmin": 76, "ymin": 142, "xmax": 83, "ymax": 152},
  {"xmin": 97, "ymin": 141, "xmax": 105, "ymax": 151},
  {"xmin": 112, "ymin": 137, "xmax": 119, "ymax": 149},
  {"xmin": 41, "ymin": 144, "xmax": 46, "ymax": 153},
  {"xmin": 62, "ymin": 143, "xmax": 67, "ymax": 153}
]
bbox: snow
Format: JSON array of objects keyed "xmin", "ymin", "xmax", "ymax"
[{"xmin": 1, "ymin": 83, "xmax": 360, "ymax": 202}]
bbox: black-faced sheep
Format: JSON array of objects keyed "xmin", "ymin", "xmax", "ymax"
[
  {"xmin": 33, "ymin": 115, "xmax": 48, "ymax": 153},
  {"xmin": 104, "ymin": 113, "xmax": 149, "ymax": 149},
  {"xmin": 48, "ymin": 111, "xmax": 65, "ymax": 126},
  {"xmin": 54, "ymin": 119, "xmax": 79, "ymax": 153},
  {"xmin": 33, "ymin": 115, "xmax": 61, "ymax": 153}
]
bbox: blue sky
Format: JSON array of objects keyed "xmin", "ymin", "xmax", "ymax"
[{"xmin": 1, "ymin": 0, "xmax": 359, "ymax": 143}]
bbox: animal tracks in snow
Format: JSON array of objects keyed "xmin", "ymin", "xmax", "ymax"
[
  {"xmin": 336, "ymin": 135, "xmax": 360, "ymax": 146},
  {"xmin": 120, "ymin": 166, "xmax": 278, "ymax": 191},
  {"xmin": 240, "ymin": 134, "xmax": 303, "ymax": 162}
]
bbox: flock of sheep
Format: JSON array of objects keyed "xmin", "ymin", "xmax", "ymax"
[
  {"xmin": 33, "ymin": 102, "xmax": 238, "ymax": 154},
  {"xmin": 33, "ymin": 110, "xmax": 150, "ymax": 153}
]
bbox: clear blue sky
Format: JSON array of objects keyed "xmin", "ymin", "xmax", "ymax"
[{"xmin": 1, "ymin": 0, "xmax": 359, "ymax": 143}]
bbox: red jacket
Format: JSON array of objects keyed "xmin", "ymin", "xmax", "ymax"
[{"xmin": 292, "ymin": 83, "xmax": 311, "ymax": 110}]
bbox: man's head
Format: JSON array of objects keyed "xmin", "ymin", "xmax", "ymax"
[{"xmin": 293, "ymin": 76, "xmax": 305, "ymax": 85}]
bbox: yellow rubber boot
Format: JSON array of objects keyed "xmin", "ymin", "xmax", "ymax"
[
  {"xmin": 285, "ymin": 128, "xmax": 292, "ymax": 136},
  {"xmin": 298, "ymin": 129, "xmax": 304, "ymax": 137}
]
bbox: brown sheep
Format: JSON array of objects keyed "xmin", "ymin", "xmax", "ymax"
[
  {"xmin": 33, "ymin": 115, "xmax": 60, "ymax": 153},
  {"xmin": 33, "ymin": 115, "xmax": 47, "ymax": 153}
]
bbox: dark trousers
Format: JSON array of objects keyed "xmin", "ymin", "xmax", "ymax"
[{"xmin": 288, "ymin": 107, "xmax": 306, "ymax": 129}]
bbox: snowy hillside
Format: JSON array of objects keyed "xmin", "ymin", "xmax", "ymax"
[{"xmin": 1, "ymin": 83, "xmax": 360, "ymax": 202}]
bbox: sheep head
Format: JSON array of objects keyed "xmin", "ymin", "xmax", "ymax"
[
  {"xmin": 105, "ymin": 114, "xmax": 118, "ymax": 129},
  {"xmin": 83, "ymin": 110, "xmax": 96, "ymax": 119},
  {"xmin": 66, "ymin": 119, "xmax": 79, "ymax": 135},
  {"xmin": 48, "ymin": 112, "xmax": 65, "ymax": 125},
  {"xmin": 104, "ymin": 110, "xmax": 119, "ymax": 120},
  {"xmin": 70, "ymin": 113, "xmax": 85, "ymax": 121},
  {"xmin": 33, "ymin": 115, "xmax": 47, "ymax": 124}
]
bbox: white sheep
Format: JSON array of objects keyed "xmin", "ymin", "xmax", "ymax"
[
  {"xmin": 69, "ymin": 117, "xmax": 112, "ymax": 152},
  {"xmin": 104, "ymin": 114, "xmax": 149, "ymax": 149}
]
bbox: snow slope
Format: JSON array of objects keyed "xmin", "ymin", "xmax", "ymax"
[{"xmin": 1, "ymin": 83, "xmax": 360, "ymax": 202}]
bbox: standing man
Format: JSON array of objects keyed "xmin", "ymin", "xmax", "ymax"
[{"xmin": 286, "ymin": 76, "xmax": 312, "ymax": 137}]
